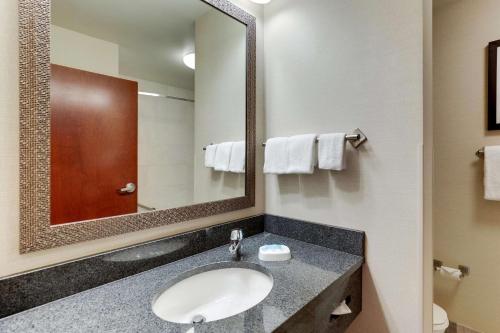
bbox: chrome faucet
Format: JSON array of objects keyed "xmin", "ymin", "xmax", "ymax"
[{"xmin": 229, "ymin": 229, "xmax": 243, "ymax": 260}]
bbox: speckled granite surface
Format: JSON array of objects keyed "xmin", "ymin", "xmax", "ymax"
[
  {"xmin": 0, "ymin": 233, "xmax": 363, "ymax": 333},
  {"xmin": 264, "ymin": 215, "xmax": 364, "ymax": 257},
  {"xmin": 0, "ymin": 215, "xmax": 264, "ymax": 318}
]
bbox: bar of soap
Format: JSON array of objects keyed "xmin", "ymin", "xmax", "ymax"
[{"xmin": 258, "ymin": 244, "xmax": 291, "ymax": 262}]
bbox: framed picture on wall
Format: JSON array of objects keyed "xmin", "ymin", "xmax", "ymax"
[{"xmin": 488, "ymin": 40, "xmax": 500, "ymax": 130}]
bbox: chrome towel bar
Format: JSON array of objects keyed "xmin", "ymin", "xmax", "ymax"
[
  {"xmin": 262, "ymin": 128, "xmax": 368, "ymax": 149},
  {"xmin": 202, "ymin": 128, "xmax": 368, "ymax": 151},
  {"xmin": 476, "ymin": 148, "xmax": 485, "ymax": 158}
]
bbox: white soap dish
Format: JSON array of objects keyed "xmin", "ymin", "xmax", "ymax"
[{"xmin": 258, "ymin": 244, "xmax": 291, "ymax": 262}]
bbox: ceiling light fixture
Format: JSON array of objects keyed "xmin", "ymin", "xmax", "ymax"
[
  {"xmin": 138, "ymin": 91, "xmax": 162, "ymax": 97},
  {"xmin": 249, "ymin": 0, "xmax": 271, "ymax": 4},
  {"xmin": 183, "ymin": 52, "xmax": 195, "ymax": 70}
]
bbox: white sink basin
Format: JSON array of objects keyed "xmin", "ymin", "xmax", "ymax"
[{"xmin": 152, "ymin": 265, "xmax": 273, "ymax": 324}]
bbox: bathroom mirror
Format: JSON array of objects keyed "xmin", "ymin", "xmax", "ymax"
[{"xmin": 19, "ymin": 0, "xmax": 256, "ymax": 252}]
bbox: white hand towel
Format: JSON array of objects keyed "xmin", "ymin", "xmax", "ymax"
[
  {"xmin": 318, "ymin": 133, "xmax": 346, "ymax": 171},
  {"xmin": 204, "ymin": 144, "xmax": 217, "ymax": 168},
  {"xmin": 228, "ymin": 141, "xmax": 246, "ymax": 173},
  {"xmin": 287, "ymin": 134, "xmax": 317, "ymax": 174},
  {"xmin": 214, "ymin": 142, "xmax": 233, "ymax": 171},
  {"xmin": 484, "ymin": 145, "xmax": 500, "ymax": 200},
  {"xmin": 263, "ymin": 137, "xmax": 289, "ymax": 174}
]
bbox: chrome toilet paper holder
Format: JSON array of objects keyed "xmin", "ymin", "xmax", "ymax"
[{"xmin": 433, "ymin": 259, "xmax": 470, "ymax": 278}]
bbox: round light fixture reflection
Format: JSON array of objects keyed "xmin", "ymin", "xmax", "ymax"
[
  {"xmin": 183, "ymin": 53, "xmax": 195, "ymax": 70},
  {"xmin": 249, "ymin": 0, "xmax": 271, "ymax": 3}
]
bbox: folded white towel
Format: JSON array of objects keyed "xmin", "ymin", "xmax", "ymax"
[
  {"xmin": 204, "ymin": 144, "xmax": 217, "ymax": 168},
  {"xmin": 484, "ymin": 146, "xmax": 500, "ymax": 200},
  {"xmin": 318, "ymin": 133, "xmax": 346, "ymax": 171},
  {"xmin": 228, "ymin": 141, "xmax": 246, "ymax": 173},
  {"xmin": 287, "ymin": 134, "xmax": 317, "ymax": 174},
  {"xmin": 263, "ymin": 137, "xmax": 289, "ymax": 174},
  {"xmin": 214, "ymin": 142, "xmax": 234, "ymax": 171}
]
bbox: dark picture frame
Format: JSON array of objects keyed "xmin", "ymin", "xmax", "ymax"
[{"xmin": 488, "ymin": 40, "xmax": 500, "ymax": 130}]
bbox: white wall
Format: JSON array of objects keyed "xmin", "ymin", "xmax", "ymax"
[
  {"xmin": 433, "ymin": 1, "xmax": 500, "ymax": 332},
  {"xmin": 51, "ymin": 25, "xmax": 119, "ymax": 76},
  {"xmin": 193, "ymin": 9, "xmax": 247, "ymax": 203},
  {"xmin": 264, "ymin": 1, "xmax": 424, "ymax": 332},
  {"xmin": 138, "ymin": 93, "xmax": 195, "ymax": 211},
  {"xmin": 125, "ymin": 77, "xmax": 196, "ymax": 213},
  {"xmin": 0, "ymin": 0, "xmax": 264, "ymax": 278}
]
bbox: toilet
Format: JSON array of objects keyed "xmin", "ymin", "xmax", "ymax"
[{"xmin": 433, "ymin": 303, "xmax": 449, "ymax": 333}]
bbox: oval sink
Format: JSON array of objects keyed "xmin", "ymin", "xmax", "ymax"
[{"xmin": 152, "ymin": 264, "xmax": 273, "ymax": 324}]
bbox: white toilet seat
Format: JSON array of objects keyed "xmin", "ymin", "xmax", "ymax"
[{"xmin": 433, "ymin": 303, "xmax": 449, "ymax": 333}]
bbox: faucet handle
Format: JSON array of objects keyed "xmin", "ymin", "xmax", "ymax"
[{"xmin": 230, "ymin": 229, "xmax": 243, "ymax": 241}]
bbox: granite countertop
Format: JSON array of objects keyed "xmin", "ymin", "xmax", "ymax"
[{"xmin": 0, "ymin": 232, "xmax": 363, "ymax": 333}]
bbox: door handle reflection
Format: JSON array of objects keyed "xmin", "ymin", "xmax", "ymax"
[{"xmin": 119, "ymin": 183, "xmax": 136, "ymax": 194}]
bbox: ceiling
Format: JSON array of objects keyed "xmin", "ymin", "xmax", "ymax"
[{"xmin": 52, "ymin": 0, "xmax": 214, "ymax": 90}]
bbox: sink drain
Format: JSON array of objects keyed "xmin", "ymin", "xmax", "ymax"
[{"xmin": 192, "ymin": 315, "xmax": 206, "ymax": 324}]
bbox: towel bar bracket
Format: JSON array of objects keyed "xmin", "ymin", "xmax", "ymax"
[
  {"xmin": 458, "ymin": 265, "xmax": 470, "ymax": 277},
  {"xmin": 202, "ymin": 143, "xmax": 214, "ymax": 151},
  {"xmin": 348, "ymin": 128, "xmax": 368, "ymax": 149}
]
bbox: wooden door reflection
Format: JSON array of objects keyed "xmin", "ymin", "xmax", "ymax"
[{"xmin": 50, "ymin": 64, "xmax": 138, "ymax": 225}]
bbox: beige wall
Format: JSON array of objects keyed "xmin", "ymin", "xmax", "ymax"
[
  {"xmin": 423, "ymin": 0, "xmax": 434, "ymax": 331},
  {"xmin": 433, "ymin": 1, "xmax": 500, "ymax": 332},
  {"xmin": 264, "ymin": 0, "xmax": 424, "ymax": 332},
  {"xmin": 193, "ymin": 9, "xmax": 247, "ymax": 203},
  {"xmin": 0, "ymin": 0, "xmax": 264, "ymax": 278}
]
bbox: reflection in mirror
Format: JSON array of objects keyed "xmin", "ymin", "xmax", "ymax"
[
  {"xmin": 50, "ymin": 0, "xmax": 247, "ymax": 225},
  {"xmin": 103, "ymin": 239, "xmax": 188, "ymax": 262}
]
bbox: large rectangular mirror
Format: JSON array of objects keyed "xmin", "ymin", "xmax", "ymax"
[{"xmin": 19, "ymin": 0, "xmax": 256, "ymax": 252}]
